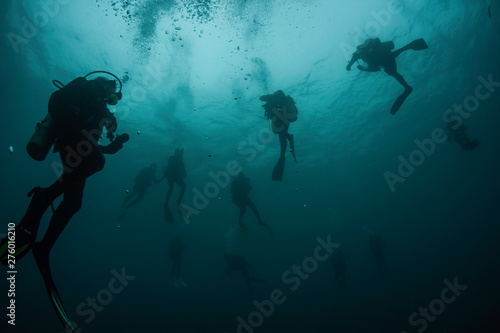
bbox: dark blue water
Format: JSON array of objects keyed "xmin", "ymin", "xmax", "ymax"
[{"xmin": 1, "ymin": 1, "xmax": 500, "ymax": 332}]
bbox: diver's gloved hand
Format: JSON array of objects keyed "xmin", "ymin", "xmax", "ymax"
[
  {"xmin": 101, "ymin": 133, "xmax": 129, "ymax": 154},
  {"xmin": 115, "ymin": 133, "xmax": 130, "ymax": 144},
  {"xmin": 346, "ymin": 64, "xmax": 352, "ymax": 71}
]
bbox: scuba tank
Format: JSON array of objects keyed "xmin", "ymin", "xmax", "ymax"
[{"xmin": 26, "ymin": 112, "xmax": 56, "ymax": 161}]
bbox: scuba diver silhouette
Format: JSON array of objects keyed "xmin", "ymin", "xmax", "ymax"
[
  {"xmin": 446, "ymin": 121, "xmax": 480, "ymax": 150},
  {"xmin": 119, "ymin": 163, "xmax": 160, "ymax": 221},
  {"xmin": 260, "ymin": 90, "xmax": 298, "ymax": 181},
  {"xmin": 161, "ymin": 148, "xmax": 187, "ymax": 223},
  {"xmin": 224, "ymin": 253, "xmax": 263, "ymax": 293},
  {"xmin": 231, "ymin": 172, "xmax": 273, "ymax": 239},
  {"xmin": 0, "ymin": 71, "xmax": 128, "ymax": 332},
  {"xmin": 346, "ymin": 38, "xmax": 428, "ymax": 115}
]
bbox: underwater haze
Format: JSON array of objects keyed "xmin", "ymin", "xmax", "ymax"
[{"xmin": 1, "ymin": 0, "xmax": 500, "ymax": 332}]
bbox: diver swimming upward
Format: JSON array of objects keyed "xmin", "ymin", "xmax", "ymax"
[
  {"xmin": 346, "ymin": 38, "xmax": 429, "ymax": 115},
  {"xmin": 259, "ymin": 90, "xmax": 299, "ymax": 181},
  {"xmin": 0, "ymin": 71, "xmax": 129, "ymax": 332}
]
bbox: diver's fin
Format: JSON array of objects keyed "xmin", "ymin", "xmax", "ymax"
[
  {"xmin": 33, "ymin": 245, "xmax": 76, "ymax": 332},
  {"xmin": 272, "ymin": 157, "xmax": 285, "ymax": 181},
  {"xmin": 408, "ymin": 38, "xmax": 428, "ymax": 51},
  {"xmin": 0, "ymin": 224, "xmax": 36, "ymax": 266},
  {"xmin": 164, "ymin": 205, "xmax": 174, "ymax": 224},
  {"xmin": 261, "ymin": 223, "xmax": 275, "ymax": 237},
  {"xmin": 390, "ymin": 88, "xmax": 413, "ymax": 115}
]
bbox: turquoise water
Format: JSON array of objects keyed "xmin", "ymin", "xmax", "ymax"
[{"xmin": 1, "ymin": 0, "xmax": 500, "ymax": 332}]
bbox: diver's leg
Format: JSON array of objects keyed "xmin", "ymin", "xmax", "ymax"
[
  {"xmin": 18, "ymin": 181, "xmax": 64, "ymax": 237},
  {"xmin": 279, "ymin": 133, "xmax": 287, "ymax": 159},
  {"xmin": 177, "ymin": 179, "xmax": 186, "ymax": 204},
  {"xmin": 165, "ymin": 182, "xmax": 174, "ymax": 205},
  {"xmin": 393, "ymin": 39, "xmax": 428, "ymax": 58},
  {"xmin": 391, "ymin": 72, "xmax": 412, "ymax": 91},
  {"xmin": 245, "ymin": 198, "xmax": 264, "ymax": 224},
  {"xmin": 392, "ymin": 47, "xmax": 410, "ymax": 58},
  {"xmin": 34, "ymin": 178, "xmax": 86, "ymax": 272},
  {"xmin": 122, "ymin": 191, "xmax": 137, "ymax": 207},
  {"xmin": 172, "ymin": 261, "xmax": 178, "ymax": 277},
  {"xmin": 124, "ymin": 189, "xmax": 146, "ymax": 208},
  {"xmin": 388, "ymin": 72, "xmax": 413, "ymax": 115}
]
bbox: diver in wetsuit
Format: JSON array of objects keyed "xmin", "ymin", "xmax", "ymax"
[
  {"xmin": 224, "ymin": 253, "xmax": 263, "ymax": 293},
  {"xmin": 122, "ymin": 163, "xmax": 159, "ymax": 208},
  {"xmin": 119, "ymin": 163, "xmax": 159, "ymax": 221},
  {"xmin": 0, "ymin": 73, "xmax": 129, "ymax": 331},
  {"xmin": 346, "ymin": 38, "xmax": 428, "ymax": 115},
  {"xmin": 446, "ymin": 121, "xmax": 480, "ymax": 150},
  {"xmin": 231, "ymin": 172, "xmax": 273, "ymax": 238},
  {"xmin": 162, "ymin": 148, "xmax": 187, "ymax": 223},
  {"xmin": 260, "ymin": 90, "xmax": 298, "ymax": 181}
]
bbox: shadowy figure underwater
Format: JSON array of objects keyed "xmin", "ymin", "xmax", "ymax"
[
  {"xmin": 224, "ymin": 253, "xmax": 263, "ymax": 293},
  {"xmin": 161, "ymin": 148, "xmax": 187, "ymax": 223},
  {"xmin": 0, "ymin": 72, "xmax": 128, "ymax": 331},
  {"xmin": 120, "ymin": 163, "xmax": 160, "ymax": 220},
  {"xmin": 231, "ymin": 172, "xmax": 273, "ymax": 239},
  {"xmin": 346, "ymin": 38, "xmax": 428, "ymax": 115},
  {"xmin": 260, "ymin": 90, "xmax": 298, "ymax": 181},
  {"xmin": 170, "ymin": 236, "xmax": 188, "ymax": 288},
  {"xmin": 446, "ymin": 121, "xmax": 480, "ymax": 150}
]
